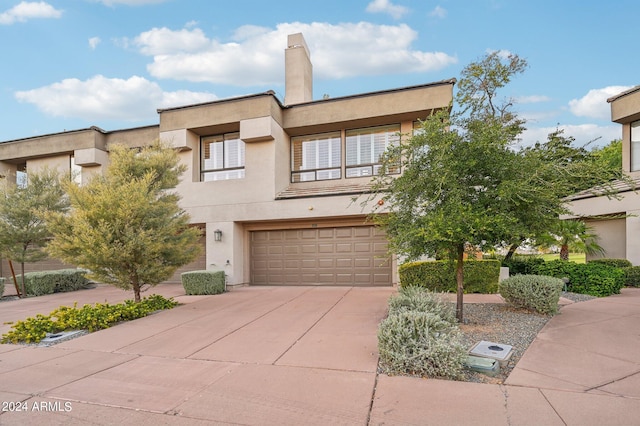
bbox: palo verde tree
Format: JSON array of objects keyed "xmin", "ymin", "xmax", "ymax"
[
  {"xmin": 0, "ymin": 168, "xmax": 69, "ymax": 297},
  {"xmin": 46, "ymin": 142, "xmax": 202, "ymax": 302}
]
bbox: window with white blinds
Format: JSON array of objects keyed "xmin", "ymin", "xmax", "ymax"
[
  {"xmin": 345, "ymin": 125, "xmax": 400, "ymax": 177},
  {"xmin": 201, "ymin": 132, "xmax": 245, "ymax": 181},
  {"xmin": 291, "ymin": 132, "xmax": 341, "ymax": 182},
  {"xmin": 632, "ymin": 121, "xmax": 640, "ymax": 172}
]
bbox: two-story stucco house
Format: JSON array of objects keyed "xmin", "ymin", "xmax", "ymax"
[
  {"xmin": 0, "ymin": 33, "xmax": 455, "ymax": 286},
  {"xmin": 567, "ymin": 85, "xmax": 640, "ymax": 264}
]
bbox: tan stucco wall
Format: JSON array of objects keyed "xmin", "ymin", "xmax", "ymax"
[{"xmin": 584, "ymin": 217, "xmax": 626, "ymax": 261}]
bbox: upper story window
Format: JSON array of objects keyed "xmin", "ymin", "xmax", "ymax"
[
  {"xmin": 16, "ymin": 163, "xmax": 27, "ymax": 188},
  {"xmin": 631, "ymin": 120, "xmax": 640, "ymax": 172},
  {"xmin": 345, "ymin": 124, "xmax": 400, "ymax": 177},
  {"xmin": 291, "ymin": 132, "xmax": 341, "ymax": 182},
  {"xmin": 201, "ymin": 132, "xmax": 245, "ymax": 181}
]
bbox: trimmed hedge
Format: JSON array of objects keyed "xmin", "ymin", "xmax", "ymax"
[
  {"xmin": 398, "ymin": 260, "xmax": 501, "ymax": 294},
  {"xmin": 623, "ymin": 266, "xmax": 640, "ymax": 288},
  {"xmin": 9, "ymin": 269, "xmax": 90, "ymax": 296},
  {"xmin": 588, "ymin": 258, "xmax": 633, "ymax": 268},
  {"xmin": 501, "ymin": 256, "xmax": 546, "ymax": 276},
  {"xmin": 532, "ymin": 260, "xmax": 624, "ymax": 297},
  {"xmin": 499, "ymin": 275, "xmax": 564, "ymax": 315},
  {"xmin": 181, "ymin": 270, "xmax": 225, "ymax": 295}
]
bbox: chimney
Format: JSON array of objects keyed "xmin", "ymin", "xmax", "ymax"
[{"xmin": 284, "ymin": 33, "xmax": 313, "ymax": 105}]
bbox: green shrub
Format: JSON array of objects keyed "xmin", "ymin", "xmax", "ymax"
[
  {"xmin": 399, "ymin": 260, "xmax": 500, "ymax": 294},
  {"xmin": 588, "ymin": 258, "xmax": 632, "ymax": 268},
  {"xmin": 533, "ymin": 260, "xmax": 624, "ymax": 297},
  {"xmin": 623, "ymin": 266, "xmax": 640, "ymax": 288},
  {"xmin": 0, "ymin": 277, "xmax": 4, "ymax": 297},
  {"xmin": 378, "ymin": 310, "xmax": 466, "ymax": 380},
  {"xmin": 502, "ymin": 256, "xmax": 546, "ymax": 276},
  {"xmin": 9, "ymin": 269, "xmax": 90, "ymax": 296},
  {"xmin": 499, "ymin": 275, "xmax": 564, "ymax": 315},
  {"xmin": 388, "ymin": 286, "xmax": 456, "ymax": 325},
  {"xmin": 181, "ymin": 270, "xmax": 225, "ymax": 295},
  {"xmin": 1, "ymin": 294, "xmax": 178, "ymax": 344}
]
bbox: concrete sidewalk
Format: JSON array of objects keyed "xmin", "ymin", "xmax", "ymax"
[{"xmin": 0, "ymin": 285, "xmax": 639, "ymax": 425}]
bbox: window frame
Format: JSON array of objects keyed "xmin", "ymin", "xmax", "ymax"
[
  {"xmin": 200, "ymin": 132, "xmax": 246, "ymax": 181},
  {"xmin": 291, "ymin": 131, "xmax": 342, "ymax": 182},
  {"xmin": 631, "ymin": 120, "xmax": 640, "ymax": 172},
  {"xmin": 345, "ymin": 124, "xmax": 401, "ymax": 178}
]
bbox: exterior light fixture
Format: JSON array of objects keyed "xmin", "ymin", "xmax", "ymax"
[{"xmin": 214, "ymin": 229, "xmax": 223, "ymax": 242}]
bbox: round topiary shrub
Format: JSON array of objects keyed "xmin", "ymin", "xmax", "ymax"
[
  {"xmin": 499, "ymin": 274, "xmax": 564, "ymax": 315},
  {"xmin": 378, "ymin": 310, "xmax": 466, "ymax": 380}
]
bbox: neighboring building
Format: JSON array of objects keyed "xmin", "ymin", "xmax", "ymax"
[
  {"xmin": 0, "ymin": 33, "xmax": 455, "ymax": 286},
  {"xmin": 567, "ymin": 85, "xmax": 640, "ymax": 264}
]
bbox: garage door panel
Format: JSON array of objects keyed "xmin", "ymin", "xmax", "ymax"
[{"xmin": 251, "ymin": 226, "xmax": 391, "ymax": 286}]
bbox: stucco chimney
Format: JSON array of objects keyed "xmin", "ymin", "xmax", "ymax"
[{"xmin": 284, "ymin": 33, "xmax": 313, "ymax": 105}]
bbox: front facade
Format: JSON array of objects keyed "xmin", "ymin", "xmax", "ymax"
[
  {"xmin": 567, "ymin": 85, "xmax": 640, "ymax": 264},
  {"xmin": 0, "ymin": 33, "xmax": 454, "ymax": 286}
]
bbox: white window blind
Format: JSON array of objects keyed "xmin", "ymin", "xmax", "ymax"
[
  {"xmin": 291, "ymin": 132, "xmax": 341, "ymax": 181},
  {"xmin": 346, "ymin": 125, "xmax": 399, "ymax": 166},
  {"xmin": 632, "ymin": 121, "xmax": 640, "ymax": 172},
  {"xmin": 201, "ymin": 132, "xmax": 245, "ymax": 181}
]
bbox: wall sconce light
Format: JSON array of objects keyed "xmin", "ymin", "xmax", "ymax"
[{"xmin": 214, "ymin": 229, "xmax": 223, "ymax": 242}]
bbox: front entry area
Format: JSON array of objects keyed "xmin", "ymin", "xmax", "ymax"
[{"xmin": 250, "ymin": 226, "xmax": 391, "ymax": 286}]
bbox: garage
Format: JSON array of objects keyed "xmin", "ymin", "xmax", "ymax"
[{"xmin": 250, "ymin": 226, "xmax": 391, "ymax": 286}]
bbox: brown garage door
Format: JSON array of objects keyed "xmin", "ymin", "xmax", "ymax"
[{"xmin": 250, "ymin": 226, "xmax": 391, "ymax": 286}]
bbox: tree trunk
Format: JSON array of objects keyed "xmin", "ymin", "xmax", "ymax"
[
  {"xmin": 20, "ymin": 261, "xmax": 26, "ymax": 298},
  {"xmin": 456, "ymin": 243, "xmax": 465, "ymax": 323},
  {"xmin": 560, "ymin": 244, "xmax": 569, "ymax": 261},
  {"xmin": 8, "ymin": 260, "xmax": 20, "ymax": 298},
  {"xmin": 503, "ymin": 242, "xmax": 520, "ymax": 261}
]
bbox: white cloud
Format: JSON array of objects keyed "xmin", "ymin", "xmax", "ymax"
[
  {"xmin": 429, "ymin": 6, "xmax": 447, "ymax": 19},
  {"xmin": 134, "ymin": 22, "xmax": 457, "ymax": 86},
  {"xmin": 0, "ymin": 1, "xmax": 62, "ymax": 25},
  {"xmin": 519, "ymin": 124, "xmax": 621, "ymax": 149},
  {"xmin": 14, "ymin": 75, "xmax": 217, "ymax": 122},
  {"xmin": 88, "ymin": 36, "xmax": 101, "ymax": 50},
  {"xmin": 95, "ymin": 0, "xmax": 167, "ymax": 6},
  {"xmin": 568, "ymin": 86, "xmax": 633, "ymax": 120},
  {"xmin": 366, "ymin": 0, "xmax": 409, "ymax": 19},
  {"xmin": 514, "ymin": 95, "xmax": 551, "ymax": 104}
]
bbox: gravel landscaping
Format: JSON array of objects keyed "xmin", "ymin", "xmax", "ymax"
[{"xmin": 459, "ymin": 291, "xmax": 596, "ymax": 383}]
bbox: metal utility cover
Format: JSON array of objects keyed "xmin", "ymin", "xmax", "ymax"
[
  {"xmin": 464, "ymin": 355, "xmax": 500, "ymax": 376},
  {"xmin": 470, "ymin": 340, "xmax": 514, "ymax": 361}
]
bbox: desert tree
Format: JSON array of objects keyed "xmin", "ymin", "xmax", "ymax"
[
  {"xmin": 46, "ymin": 142, "xmax": 202, "ymax": 302},
  {"xmin": 0, "ymin": 168, "xmax": 69, "ymax": 297}
]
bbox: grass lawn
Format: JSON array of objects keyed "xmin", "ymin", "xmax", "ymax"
[{"xmin": 540, "ymin": 252, "xmax": 586, "ymax": 263}]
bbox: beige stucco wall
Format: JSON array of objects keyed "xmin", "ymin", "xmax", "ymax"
[{"xmin": 583, "ymin": 217, "xmax": 626, "ymax": 261}]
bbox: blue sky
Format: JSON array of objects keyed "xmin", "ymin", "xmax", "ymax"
[{"xmin": 0, "ymin": 0, "xmax": 637, "ymax": 147}]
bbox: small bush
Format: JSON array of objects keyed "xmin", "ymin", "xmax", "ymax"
[
  {"xmin": 388, "ymin": 286, "xmax": 456, "ymax": 325},
  {"xmin": 181, "ymin": 270, "xmax": 225, "ymax": 295},
  {"xmin": 1, "ymin": 294, "xmax": 178, "ymax": 344},
  {"xmin": 9, "ymin": 269, "xmax": 90, "ymax": 296},
  {"xmin": 499, "ymin": 275, "xmax": 564, "ymax": 315},
  {"xmin": 623, "ymin": 266, "xmax": 640, "ymax": 288},
  {"xmin": 502, "ymin": 256, "xmax": 546, "ymax": 276},
  {"xmin": 378, "ymin": 310, "xmax": 466, "ymax": 380},
  {"xmin": 399, "ymin": 260, "xmax": 500, "ymax": 293},
  {"xmin": 532, "ymin": 260, "xmax": 624, "ymax": 297},
  {"xmin": 588, "ymin": 258, "xmax": 632, "ymax": 268}
]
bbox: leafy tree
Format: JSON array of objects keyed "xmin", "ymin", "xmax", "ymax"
[
  {"xmin": 502, "ymin": 130, "xmax": 612, "ymax": 260},
  {"xmin": 46, "ymin": 142, "xmax": 202, "ymax": 302},
  {"xmin": 369, "ymin": 52, "xmax": 535, "ymax": 321},
  {"xmin": 590, "ymin": 139, "xmax": 622, "ymax": 178},
  {"xmin": 0, "ymin": 169, "xmax": 69, "ymax": 297}
]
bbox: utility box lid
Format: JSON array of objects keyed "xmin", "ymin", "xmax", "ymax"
[{"xmin": 470, "ymin": 340, "xmax": 514, "ymax": 362}]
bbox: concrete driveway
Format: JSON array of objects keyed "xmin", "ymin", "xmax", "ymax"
[{"xmin": 0, "ymin": 285, "xmax": 394, "ymax": 424}]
